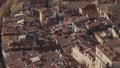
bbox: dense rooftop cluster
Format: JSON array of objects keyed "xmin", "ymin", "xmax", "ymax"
[{"xmin": 1, "ymin": 0, "xmax": 120, "ymax": 68}]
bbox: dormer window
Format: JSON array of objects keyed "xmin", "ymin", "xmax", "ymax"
[
  {"xmin": 18, "ymin": 35, "xmax": 26, "ymax": 41},
  {"xmin": 17, "ymin": 19, "xmax": 24, "ymax": 24},
  {"xmin": 8, "ymin": 40, "xmax": 13, "ymax": 45}
]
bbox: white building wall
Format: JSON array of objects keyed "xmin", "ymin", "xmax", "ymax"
[
  {"xmin": 96, "ymin": 47, "xmax": 112, "ymax": 68},
  {"xmin": 70, "ymin": 46, "xmax": 95, "ymax": 68},
  {"xmin": 71, "ymin": 46, "xmax": 84, "ymax": 63},
  {"xmin": 84, "ymin": 53, "xmax": 94, "ymax": 68}
]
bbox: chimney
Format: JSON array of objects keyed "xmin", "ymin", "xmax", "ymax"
[
  {"xmin": 2, "ymin": 17, "xmax": 6, "ymax": 22},
  {"xmin": 39, "ymin": 10, "xmax": 43, "ymax": 27},
  {"xmin": 55, "ymin": 39, "xmax": 58, "ymax": 44},
  {"xmin": 110, "ymin": 28, "xmax": 118, "ymax": 38},
  {"xmin": 95, "ymin": 34, "xmax": 104, "ymax": 44}
]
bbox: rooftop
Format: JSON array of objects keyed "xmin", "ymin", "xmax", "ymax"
[{"xmin": 1, "ymin": 0, "xmax": 120, "ymax": 68}]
